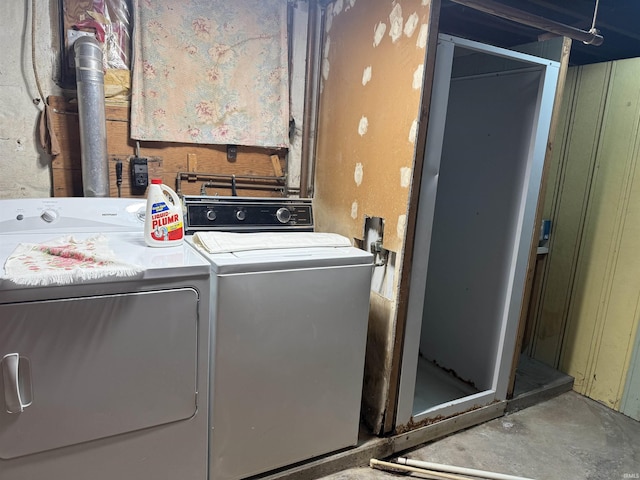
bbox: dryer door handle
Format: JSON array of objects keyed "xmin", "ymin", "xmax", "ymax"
[{"xmin": 2, "ymin": 353, "xmax": 33, "ymax": 414}]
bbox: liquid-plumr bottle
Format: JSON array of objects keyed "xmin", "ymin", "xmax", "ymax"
[{"xmin": 144, "ymin": 179, "xmax": 184, "ymax": 247}]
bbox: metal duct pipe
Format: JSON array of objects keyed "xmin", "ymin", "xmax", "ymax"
[
  {"xmin": 299, "ymin": 0, "xmax": 319, "ymax": 198},
  {"xmin": 74, "ymin": 36, "xmax": 110, "ymax": 197},
  {"xmin": 448, "ymin": 0, "xmax": 604, "ymax": 46},
  {"xmin": 307, "ymin": 5, "xmax": 327, "ymax": 198}
]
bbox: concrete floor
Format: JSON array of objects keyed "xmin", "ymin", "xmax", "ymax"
[{"xmin": 320, "ymin": 392, "xmax": 640, "ymax": 480}]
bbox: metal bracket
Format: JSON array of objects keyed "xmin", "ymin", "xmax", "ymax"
[
  {"xmin": 363, "ymin": 216, "xmax": 389, "ymax": 267},
  {"xmin": 370, "ymin": 239, "xmax": 389, "ymax": 267}
]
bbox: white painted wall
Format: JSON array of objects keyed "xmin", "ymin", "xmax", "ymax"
[{"xmin": 0, "ymin": 0, "xmax": 61, "ymax": 198}]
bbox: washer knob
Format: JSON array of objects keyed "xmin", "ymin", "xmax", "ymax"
[
  {"xmin": 41, "ymin": 209, "xmax": 58, "ymax": 223},
  {"xmin": 236, "ymin": 209, "xmax": 246, "ymax": 221},
  {"xmin": 206, "ymin": 209, "xmax": 217, "ymax": 221},
  {"xmin": 276, "ymin": 207, "xmax": 291, "ymax": 224}
]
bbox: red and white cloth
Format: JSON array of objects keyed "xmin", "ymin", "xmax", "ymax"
[{"xmin": 3, "ymin": 235, "xmax": 142, "ymax": 286}]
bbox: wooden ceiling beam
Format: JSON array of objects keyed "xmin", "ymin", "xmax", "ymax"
[{"xmin": 448, "ymin": 0, "xmax": 604, "ymax": 46}]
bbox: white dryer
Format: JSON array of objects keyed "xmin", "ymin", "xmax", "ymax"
[{"xmin": 0, "ymin": 198, "xmax": 210, "ymax": 480}]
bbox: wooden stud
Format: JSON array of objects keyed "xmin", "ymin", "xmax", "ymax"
[
  {"xmin": 187, "ymin": 153, "xmax": 198, "ymax": 172},
  {"xmin": 270, "ymin": 154, "xmax": 284, "ymax": 177}
]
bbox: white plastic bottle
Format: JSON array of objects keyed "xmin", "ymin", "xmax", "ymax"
[{"xmin": 144, "ymin": 179, "xmax": 185, "ymax": 247}]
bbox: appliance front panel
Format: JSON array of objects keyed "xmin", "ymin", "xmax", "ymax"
[
  {"xmin": 211, "ymin": 263, "xmax": 372, "ymax": 480},
  {"xmin": 0, "ymin": 288, "xmax": 199, "ymax": 459}
]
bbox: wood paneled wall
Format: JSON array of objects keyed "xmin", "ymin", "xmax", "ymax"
[
  {"xmin": 529, "ymin": 58, "xmax": 640, "ymax": 411},
  {"xmin": 49, "ymin": 96, "xmax": 287, "ymax": 198}
]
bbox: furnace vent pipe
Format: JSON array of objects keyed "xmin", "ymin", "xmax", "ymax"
[
  {"xmin": 74, "ymin": 36, "xmax": 110, "ymax": 197},
  {"xmin": 449, "ymin": 0, "xmax": 604, "ymax": 46},
  {"xmin": 299, "ymin": 0, "xmax": 319, "ymax": 198}
]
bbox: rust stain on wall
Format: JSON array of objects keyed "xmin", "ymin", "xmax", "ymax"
[{"xmin": 361, "ymin": 291, "xmax": 396, "ymax": 433}]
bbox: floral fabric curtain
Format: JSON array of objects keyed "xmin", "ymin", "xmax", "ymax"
[{"xmin": 131, "ymin": 0, "xmax": 289, "ymax": 147}]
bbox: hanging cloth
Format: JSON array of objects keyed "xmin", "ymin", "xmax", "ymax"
[{"xmin": 130, "ymin": 0, "xmax": 289, "ymax": 148}]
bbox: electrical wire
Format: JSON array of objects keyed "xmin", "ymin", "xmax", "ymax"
[{"xmin": 31, "ymin": 0, "xmax": 47, "ymax": 108}]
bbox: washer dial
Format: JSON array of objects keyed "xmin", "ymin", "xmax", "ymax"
[{"xmin": 276, "ymin": 207, "xmax": 291, "ymax": 224}]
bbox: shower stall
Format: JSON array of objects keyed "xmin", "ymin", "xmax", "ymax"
[{"xmin": 396, "ymin": 35, "xmax": 560, "ymax": 426}]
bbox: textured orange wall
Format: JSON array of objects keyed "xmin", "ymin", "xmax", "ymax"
[{"xmin": 314, "ymin": 0, "xmax": 432, "ymax": 253}]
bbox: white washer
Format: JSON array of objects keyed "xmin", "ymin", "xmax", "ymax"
[
  {"xmin": 0, "ymin": 198, "xmax": 210, "ymax": 480},
  {"xmin": 186, "ymin": 234, "xmax": 373, "ymax": 480}
]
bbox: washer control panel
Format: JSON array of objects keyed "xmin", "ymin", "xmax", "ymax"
[{"xmin": 184, "ymin": 196, "xmax": 313, "ymax": 233}]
